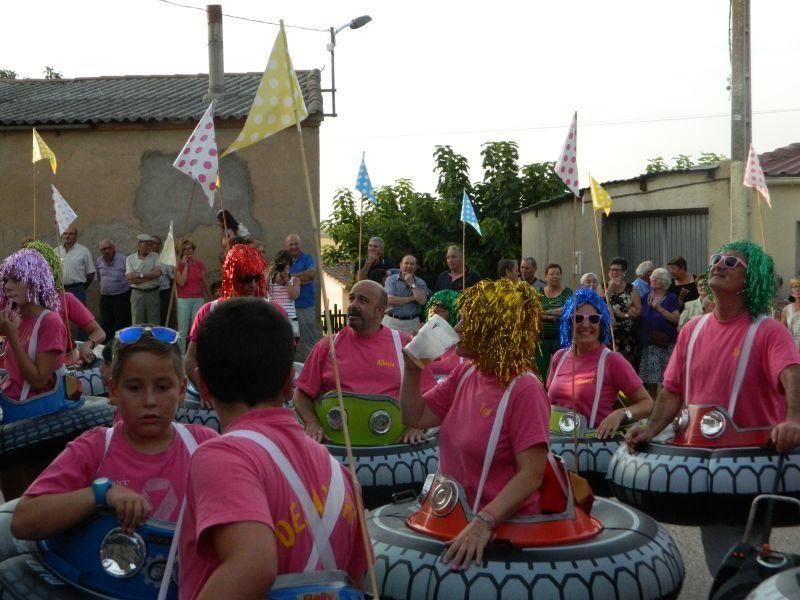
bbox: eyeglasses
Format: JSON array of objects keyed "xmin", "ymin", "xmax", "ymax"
[
  {"xmin": 238, "ymin": 274, "xmax": 263, "ymax": 284},
  {"xmin": 115, "ymin": 326, "xmax": 180, "ymax": 345},
  {"xmin": 573, "ymin": 314, "xmax": 601, "ymax": 325},
  {"xmin": 710, "ymin": 254, "xmax": 748, "ymax": 270}
]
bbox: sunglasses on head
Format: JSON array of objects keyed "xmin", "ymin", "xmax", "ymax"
[
  {"xmin": 573, "ymin": 314, "xmax": 601, "ymax": 324},
  {"xmin": 238, "ymin": 274, "xmax": 263, "ymax": 284},
  {"xmin": 710, "ymin": 254, "xmax": 748, "ymax": 270},
  {"xmin": 115, "ymin": 326, "xmax": 180, "ymax": 345}
]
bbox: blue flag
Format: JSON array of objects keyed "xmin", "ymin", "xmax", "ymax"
[
  {"xmin": 355, "ymin": 157, "xmax": 377, "ymax": 204},
  {"xmin": 461, "ymin": 191, "xmax": 482, "ymax": 236}
]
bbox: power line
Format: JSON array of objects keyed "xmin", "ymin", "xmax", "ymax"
[
  {"xmin": 156, "ymin": 0, "xmax": 327, "ymax": 32},
  {"xmin": 323, "ymin": 107, "xmax": 800, "ymax": 142}
]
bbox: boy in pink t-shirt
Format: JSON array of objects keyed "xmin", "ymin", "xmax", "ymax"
[
  {"xmin": 12, "ymin": 326, "xmax": 217, "ymax": 539},
  {"xmin": 182, "ymin": 298, "xmax": 368, "ymax": 599}
]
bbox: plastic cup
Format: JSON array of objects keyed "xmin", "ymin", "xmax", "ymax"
[{"xmin": 403, "ymin": 314, "xmax": 460, "ymax": 369}]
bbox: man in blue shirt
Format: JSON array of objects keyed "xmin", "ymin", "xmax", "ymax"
[
  {"xmin": 633, "ymin": 260, "xmax": 654, "ymax": 299},
  {"xmin": 286, "ymin": 233, "xmax": 319, "ymax": 361},
  {"xmin": 95, "ymin": 239, "xmax": 131, "ymax": 336},
  {"xmin": 383, "ymin": 255, "xmax": 429, "ymax": 333}
]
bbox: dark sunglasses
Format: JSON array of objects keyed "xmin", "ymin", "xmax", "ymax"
[
  {"xmin": 574, "ymin": 314, "xmax": 601, "ymax": 325},
  {"xmin": 115, "ymin": 326, "xmax": 180, "ymax": 345},
  {"xmin": 238, "ymin": 274, "xmax": 263, "ymax": 284},
  {"xmin": 710, "ymin": 254, "xmax": 748, "ymax": 270}
]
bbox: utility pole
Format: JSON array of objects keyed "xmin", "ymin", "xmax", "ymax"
[{"xmin": 729, "ymin": 0, "xmax": 751, "ymax": 241}]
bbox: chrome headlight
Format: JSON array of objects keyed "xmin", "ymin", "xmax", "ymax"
[
  {"xmin": 673, "ymin": 408, "xmax": 689, "ymax": 435},
  {"xmin": 700, "ymin": 410, "xmax": 726, "ymax": 438},
  {"xmin": 326, "ymin": 407, "xmax": 347, "ymax": 431},
  {"xmin": 100, "ymin": 528, "xmax": 146, "ymax": 578},
  {"xmin": 558, "ymin": 412, "xmax": 578, "ymax": 435},
  {"xmin": 430, "ymin": 479, "xmax": 459, "ymax": 517},
  {"xmin": 368, "ymin": 410, "xmax": 392, "ymax": 435}
]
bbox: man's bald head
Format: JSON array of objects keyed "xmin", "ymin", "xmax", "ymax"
[{"xmin": 347, "ymin": 280, "xmax": 387, "ymax": 335}]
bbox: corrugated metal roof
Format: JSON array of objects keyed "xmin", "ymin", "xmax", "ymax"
[
  {"xmin": 0, "ymin": 71, "xmax": 322, "ymax": 126},
  {"xmin": 758, "ymin": 143, "xmax": 800, "ymax": 176}
]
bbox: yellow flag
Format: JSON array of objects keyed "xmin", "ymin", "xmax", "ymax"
[
  {"xmin": 32, "ymin": 128, "xmax": 57, "ymax": 174},
  {"xmin": 221, "ymin": 23, "xmax": 308, "ymax": 157},
  {"xmin": 589, "ymin": 175, "xmax": 612, "ymax": 217}
]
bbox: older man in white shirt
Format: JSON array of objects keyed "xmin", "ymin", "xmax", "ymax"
[{"xmin": 58, "ymin": 226, "xmax": 95, "ymax": 306}]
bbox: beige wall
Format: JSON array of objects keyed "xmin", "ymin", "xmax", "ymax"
[
  {"xmin": 522, "ymin": 162, "xmax": 800, "ymax": 297},
  {"xmin": 0, "ymin": 120, "xmax": 320, "ymax": 313}
]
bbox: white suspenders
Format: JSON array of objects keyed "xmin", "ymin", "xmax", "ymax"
[
  {"xmin": 224, "ymin": 430, "xmax": 345, "ymax": 572},
  {"xmin": 467, "ymin": 369, "xmax": 537, "ymax": 513},
  {"xmin": 332, "ymin": 327, "xmax": 405, "ymax": 385},
  {"xmin": 550, "ymin": 347, "xmax": 611, "ymax": 428},
  {"xmin": 18, "ymin": 309, "xmax": 50, "ymax": 403},
  {"xmin": 684, "ymin": 314, "xmax": 767, "ymax": 418}
]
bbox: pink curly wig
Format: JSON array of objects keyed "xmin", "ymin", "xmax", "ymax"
[{"xmin": 0, "ymin": 249, "xmax": 61, "ymax": 311}]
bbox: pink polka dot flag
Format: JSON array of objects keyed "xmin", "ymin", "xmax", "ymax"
[
  {"xmin": 555, "ymin": 111, "xmax": 580, "ymax": 197},
  {"xmin": 173, "ymin": 102, "xmax": 219, "ymax": 207},
  {"xmin": 743, "ymin": 143, "xmax": 771, "ymax": 208},
  {"xmin": 51, "ymin": 185, "xmax": 77, "ymax": 235}
]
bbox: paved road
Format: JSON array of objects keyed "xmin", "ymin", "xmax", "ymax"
[{"xmin": 662, "ymin": 520, "xmax": 799, "ymax": 598}]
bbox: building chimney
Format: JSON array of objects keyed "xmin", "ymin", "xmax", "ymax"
[{"xmin": 204, "ymin": 4, "xmax": 224, "ymax": 103}]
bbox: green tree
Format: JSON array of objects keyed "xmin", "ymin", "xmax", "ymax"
[
  {"xmin": 697, "ymin": 152, "xmax": 727, "ymax": 166},
  {"xmin": 0, "ymin": 69, "xmax": 17, "ymax": 79},
  {"xmin": 43, "ymin": 66, "xmax": 62, "ymax": 80},
  {"xmin": 646, "ymin": 156, "xmax": 668, "ymax": 173},
  {"xmin": 322, "ymin": 142, "xmax": 565, "ymax": 285},
  {"xmin": 673, "ymin": 154, "xmax": 694, "ymax": 170}
]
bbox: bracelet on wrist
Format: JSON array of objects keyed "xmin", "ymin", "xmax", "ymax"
[{"xmin": 476, "ymin": 509, "xmax": 498, "ymax": 530}]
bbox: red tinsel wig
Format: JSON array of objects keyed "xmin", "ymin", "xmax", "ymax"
[{"xmin": 221, "ymin": 244, "xmax": 267, "ymax": 298}]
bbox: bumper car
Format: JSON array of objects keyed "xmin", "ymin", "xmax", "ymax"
[
  {"xmin": 607, "ymin": 405, "xmax": 800, "ymax": 524},
  {"xmin": 0, "ymin": 499, "xmax": 364, "ymax": 599},
  {"xmin": 549, "ymin": 404, "xmax": 630, "ymax": 495},
  {"xmin": 315, "ymin": 392, "xmax": 439, "ymax": 509},
  {"xmin": 369, "ymin": 455, "xmax": 685, "ymax": 599}
]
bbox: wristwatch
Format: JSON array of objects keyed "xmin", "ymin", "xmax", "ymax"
[
  {"xmin": 92, "ymin": 477, "xmax": 113, "ymax": 507},
  {"xmin": 623, "ymin": 407, "xmax": 633, "ymax": 420}
]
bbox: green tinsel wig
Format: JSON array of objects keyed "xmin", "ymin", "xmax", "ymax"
[
  {"xmin": 708, "ymin": 240, "xmax": 774, "ymax": 319},
  {"xmin": 24, "ymin": 240, "xmax": 62, "ymax": 288},
  {"xmin": 424, "ymin": 289, "xmax": 459, "ymax": 327},
  {"xmin": 457, "ymin": 279, "xmax": 543, "ymax": 386}
]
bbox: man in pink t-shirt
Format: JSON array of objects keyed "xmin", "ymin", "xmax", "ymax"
[
  {"xmin": 182, "ymin": 298, "xmax": 368, "ymax": 599},
  {"xmin": 627, "ymin": 241, "xmax": 800, "ymax": 453},
  {"xmin": 294, "ymin": 280, "xmax": 435, "ymax": 444}
]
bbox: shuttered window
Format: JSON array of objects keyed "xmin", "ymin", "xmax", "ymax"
[{"xmin": 617, "ymin": 211, "xmax": 708, "ymax": 275}]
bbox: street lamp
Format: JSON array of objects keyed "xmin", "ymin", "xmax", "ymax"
[{"xmin": 322, "ymin": 15, "xmax": 372, "ymax": 117}]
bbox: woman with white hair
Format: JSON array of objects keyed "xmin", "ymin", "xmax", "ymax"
[{"xmin": 638, "ymin": 267, "xmax": 680, "ymax": 395}]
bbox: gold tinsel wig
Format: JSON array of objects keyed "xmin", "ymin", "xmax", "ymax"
[{"xmin": 457, "ymin": 279, "xmax": 543, "ymax": 386}]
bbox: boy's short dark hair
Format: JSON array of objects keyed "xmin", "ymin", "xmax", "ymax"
[{"xmin": 196, "ymin": 298, "xmax": 293, "ymax": 405}]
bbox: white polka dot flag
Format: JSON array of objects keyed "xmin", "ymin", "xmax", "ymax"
[
  {"xmin": 173, "ymin": 102, "xmax": 219, "ymax": 207},
  {"xmin": 589, "ymin": 176, "xmax": 613, "ymax": 217},
  {"xmin": 461, "ymin": 190, "xmax": 482, "ymax": 236},
  {"xmin": 51, "ymin": 185, "xmax": 77, "ymax": 236},
  {"xmin": 555, "ymin": 111, "xmax": 580, "ymax": 196},
  {"xmin": 221, "ymin": 22, "xmax": 308, "ymax": 158},
  {"xmin": 743, "ymin": 143, "xmax": 771, "ymax": 208}
]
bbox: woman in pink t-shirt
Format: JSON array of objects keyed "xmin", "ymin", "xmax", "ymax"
[
  {"xmin": 175, "ymin": 238, "xmax": 210, "ymax": 351},
  {"xmin": 11, "ymin": 325, "xmax": 217, "ymax": 539},
  {"xmin": 547, "ymin": 288, "xmax": 653, "ymax": 439},
  {"xmin": 0, "ymin": 249, "xmax": 66, "ymax": 411},
  {"xmin": 401, "ymin": 280, "xmax": 550, "ymax": 570}
]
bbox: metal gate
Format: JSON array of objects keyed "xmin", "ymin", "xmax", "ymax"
[{"xmin": 616, "ymin": 211, "xmax": 709, "ymax": 275}]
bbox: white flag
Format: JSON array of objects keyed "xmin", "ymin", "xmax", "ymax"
[
  {"xmin": 174, "ymin": 103, "xmax": 219, "ymax": 207},
  {"xmin": 159, "ymin": 222, "xmax": 177, "ymax": 267},
  {"xmin": 743, "ymin": 143, "xmax": 771, "ymax": 208},
  {"xmin": 51, "ymin": 185, "xmax": 77, "ymax": 235},
  {"xmin": 555, "ymin": 112, "xmax": 579, "ymax": 196}
]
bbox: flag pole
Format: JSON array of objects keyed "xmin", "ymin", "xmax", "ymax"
[
  {"xmin": 280, "ymin": 21, "xmax": 379, "ymax": 599},
  {"xmin": 591, "ymin": 207, "xmax": 616, "ymax": 350},
  {"xmin": 461, "ymin": 221, "xmax": 466, "ymax": 292},
  {"xmin": 755, "ymin": 190, "xmax": 767, "ymax": 250},
  {"xmin": 32, "ymin": 163, "xmax": 38, "ymax": 239},
  {"xmin": 357, "ymin": 194, "xmax": 364, "ymax": 282},
  {"xmin": 571, "ymin": 193, "xmax": 580, "ymax": 476},
  {"xmin": 182, "ymin": 182, "xmax": 198, "ymax": 237}
]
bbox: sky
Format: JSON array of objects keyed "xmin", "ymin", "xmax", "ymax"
[{"xmin": 5, "ymin": 1, "xmax": 800, "ymax": 220}]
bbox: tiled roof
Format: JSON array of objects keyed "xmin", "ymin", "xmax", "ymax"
[
  {"xmin": 322, "ymin": 262, "xmax": 354, "ymax": 287},
  {"xmin": 759, "ymin": 143, "xmax": 800, "ymax": 176},
  {"xmin": 0, "ymin": 71, "xmax": 322, "ymax": 126}
]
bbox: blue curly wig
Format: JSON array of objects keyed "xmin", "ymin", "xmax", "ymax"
[{"xmin": 559, "ymin": 288, "xmax": 612, "ymax": 348}]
